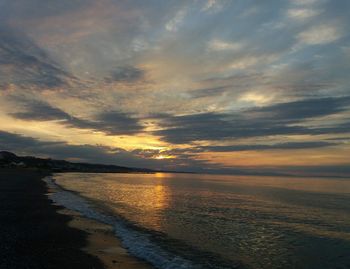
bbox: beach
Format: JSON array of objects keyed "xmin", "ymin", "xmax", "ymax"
[{"xmin": 0, "ymin": 168, "xmax": 153, "ymax": 269}]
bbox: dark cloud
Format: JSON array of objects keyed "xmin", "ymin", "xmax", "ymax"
[
  {"xmin": 13, "ymin": 95, "xmax": 346, "ymax": 146},
  {"xmin": 0, "ymin": 130, "xmax": 63, "ymax": 149},
  {"xmin": 9, "ymin": 98, "xmax": 144, "ymax": 135},
  {"xmin": 105, "ymin": 66, "xmax": 145, "ymax": 83},
  {"xmin": 0, "ymin": 130, "xmax": 204, "ymax": 170},
  {"xmin": 96, "ymin": 111, "xmax": 143, "ymax": 135},
  {"xmin": 189, "ymin": 86, "xmax": 230, "ymax": 99},
  {"xmin": 10, "ymin": 98, "xmax": 71, "ymax": 121},
  {"xmin": 250, "ymin": 97, "xmax": 350, "ymax": 121},
  {"xmin": 148, "ymin": 141, "xmax": 338, "ymax": 158},
  {"xmin": 0, "ymin": 26, "xmax": 74, "ymax": 90},
  {"xmin": 326, "ymin": 136, "xmax": 350, "ymax": 141},
  {"xmin": 0, "ymin": 130, "xmax": 139, "ymax": 166},
  {"xmin": 154, "ymin": 96, "xmax": 350, "ymax": 144},
  {"xmin": 199, "ymin": 141, "xmax": 337, "ymax": 152}
]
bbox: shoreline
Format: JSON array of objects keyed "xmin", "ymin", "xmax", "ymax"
[
  {"xmin": 46, "ymin": 177, "xmax": 154, "ymax": 269},
  {"xmin": 0, "ymin": 168, "xmax": 153, "ymax": 269},
  {"xmin": 0, "ymin": 168, "xmax": 104, "ymax": 268}
]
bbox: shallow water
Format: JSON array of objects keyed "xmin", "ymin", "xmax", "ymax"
[{"xmin": 53, "ymin": 172, "xmax": 350, "ymax": 269}]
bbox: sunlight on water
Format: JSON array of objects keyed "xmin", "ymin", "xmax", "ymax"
[{"xmin": 54, "ymin": 173, "xmax": 350, "ymax": 269}]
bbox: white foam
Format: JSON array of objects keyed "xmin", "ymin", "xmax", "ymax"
[{"xmin": 43, "ymin": 176, "xmax": 197, "ymax": 269}]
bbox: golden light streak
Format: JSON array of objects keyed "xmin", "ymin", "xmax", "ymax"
[
  {"xmin": 155, "ymin": 154, "xmax": 175, "ymax": 160},
  {"xmin": 196, "ymin": 146, "xmax": 350, "ymax": 167}
]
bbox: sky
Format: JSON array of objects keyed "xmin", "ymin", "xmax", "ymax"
[{"xmin": 0, "ymin": 0, "xmax": 349, "ymax": 176}]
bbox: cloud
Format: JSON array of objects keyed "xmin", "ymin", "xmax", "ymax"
[
  {"xmin": 199, "ymin": 141, "xmax": 337, "ymax": 152},
  {"xmin": 201, "ymin": 0, "xmax": 225, "ymax": 13},
  {"xmin": 292, "ymin": 0, "xmax": 319, "ymax": 6},
  {"xmin": 154, "ymin": 96, "xmax": 350, "ymax": 144},
  {"xmin": 105, "ymin": 66, "xmax": 145, "ymax": 83},
  {"xmin": 10, "ymin": 97, "xmax": 72, "ymax": 121},
  {"xmin": 158, "ymin": 141, "xmax": 338, "ymax": 154},
  {"xmin": 207, "ymin": 39, "xmax": 243, "ymax": 51},
  {"xmin": 9, "ymin": 98, "xmax": 144, "ymax": 135},
  {"xmin": 165, "ymin": 8, "xmax": 187, "ymax": 32},
  {"xmin": 95, "ymin": 111, "xmax": 144, "ymax": 135},
  {"xmin": 0, "ymin": 26, "xmax": 73, "ymax": 90},
  {"xmin": 0, "ymin": 130, "xmax": 208, "ymax": 171},
  {"xmin": 248, "ymin": 96, "xmax": 350, "ymax": 120},
  {"xmin": 0, "ymin": 129, "xmax": 142, "ymax": 167},
  {"xmin": 0, "ymin": 0, "xmax": 89, "ymax": 20},
  {"xmin": 1, "ymin": 0, "xmax": 349, "ymax": 174},
  {"xmin": 298, "ymin": 24, "xmax": 343, "ymax": 45},
  {"xmin": 189, "ymin": 86, "xmax": 230, "ymax": 99},
  {"xmin": 238, "ymin": 92, "xmax": 274, "ymax": 105},
  {"xmin": 202, "ymin": 0, "xmax": 217, "ymax": 11},
  {"xmin": 287, "ymin": 8, "xmax": 320, "ymax": 20},
  {"xmin": 0, "ymin": 130, "xmax": 63, "ymax": 150},
  {"xmin": 1, "ymin": 130, "xmax": 349, "ymax": 177}
]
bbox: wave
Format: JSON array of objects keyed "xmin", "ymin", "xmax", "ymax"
[{"xmin": 44, "ymin": 176, "xmax": 199, "ymax": 269}]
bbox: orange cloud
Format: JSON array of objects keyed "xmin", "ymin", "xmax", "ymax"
[{"xmin": 196, "ymin": 146, "xmax": 350, "ymax": 167}]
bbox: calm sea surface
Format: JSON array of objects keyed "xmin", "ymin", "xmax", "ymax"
[{"xmin": 52, "ymin": 172, "xmax": 350, "ymax": 269}]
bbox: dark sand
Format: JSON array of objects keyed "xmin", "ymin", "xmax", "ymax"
[
  {"xmin": 56, "ymin": 208, "xmax": 153, "ymax": 269},
  {"xmin": 0, "ymin": 168, "xmax": 105, "ymax": 269}
]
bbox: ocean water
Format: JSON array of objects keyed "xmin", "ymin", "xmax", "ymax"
[{"xmin": 48, "ymin": 173, "xmax": 350, "ymax": 269}]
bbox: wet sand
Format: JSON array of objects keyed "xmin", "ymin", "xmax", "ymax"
[
  {"xmin": 0, "ymin": 168, "xmax": 153, "ymax": 269},
  {"xmin": 56, "ymin": 208, "xmax": 153, "ymax": 269}
]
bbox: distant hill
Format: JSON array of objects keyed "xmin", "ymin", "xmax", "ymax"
[
  {"xmin": 0, "ymin": 151, "xmax": 18, "ymax": 161},
  {"xmin": 0, "ymin": 151, "xmax": 154, "ymax": 173}
]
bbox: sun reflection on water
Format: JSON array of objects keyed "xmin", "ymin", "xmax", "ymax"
[{"xmin": 95, "ymin": 173, "xmax": 171, "ymax": 230}]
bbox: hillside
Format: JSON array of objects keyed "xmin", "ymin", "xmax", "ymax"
[{"xmin": 0, "ymin": 151, "xmax": 153, "ymax": 173}]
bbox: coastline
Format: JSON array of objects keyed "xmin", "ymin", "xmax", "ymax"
[
  {"xmin": 46, "ymin": 183, "xmax": 154, "ymax": 269},
  {"xmin": 0, "ymin": 168, "xmax": 153, "ymax": 269},
  {"xmin": 56, "ymin": 208, "xmax": 154, "ymax": 269}
]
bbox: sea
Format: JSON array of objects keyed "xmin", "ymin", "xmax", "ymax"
[{"xmin": 45, "ymin": 172, "xmax": 350, "ymax": 269}]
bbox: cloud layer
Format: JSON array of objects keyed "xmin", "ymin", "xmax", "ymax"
[
  {"xmin": 0, "ymin": 0, "xmax": 349, "ymax": 175},
  {"xmin": 154, "ymin": 96, "xmax": 350, "ymax": 144}
]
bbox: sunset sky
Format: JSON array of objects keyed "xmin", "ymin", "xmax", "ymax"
[{"xmin": 0, "ymin": 0, "xmax": 349, "ymax": 176}]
